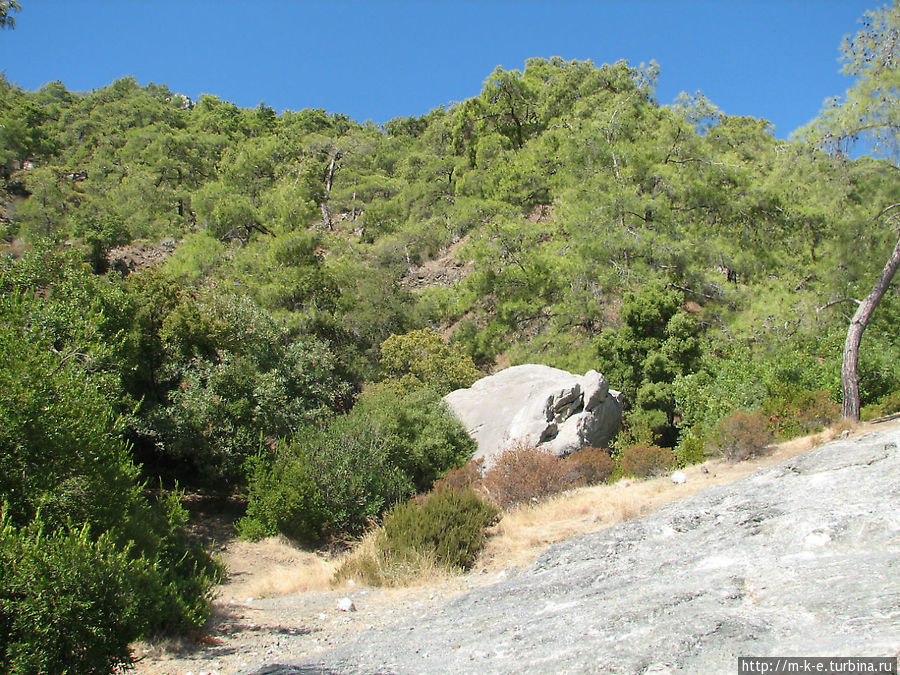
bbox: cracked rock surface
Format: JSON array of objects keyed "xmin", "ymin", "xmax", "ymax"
[{"xmin": 254, "ymin": 422, "xmax": 900, "ymax": 674}]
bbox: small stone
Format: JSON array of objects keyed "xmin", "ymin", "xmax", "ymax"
[
  {"xmin": 337, "ymin": 597, "xmax": 357, "ymax": 612},
  {"xmin": 671, "ymin": 471, "xmax": 687, "ymax": 484}
]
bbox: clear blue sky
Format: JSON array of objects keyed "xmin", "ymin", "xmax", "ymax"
[{"xmin": 0, "ymin": 1, "xmax": 879, "ymax": 138}]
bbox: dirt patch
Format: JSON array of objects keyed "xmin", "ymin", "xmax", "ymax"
[
  {"xmin": 400, "ymin": 236, "xmax": 473, "ymax": 290},
  {"xmin": 107, "ymin": 238, "xmax": 178, "ymax": 277}
]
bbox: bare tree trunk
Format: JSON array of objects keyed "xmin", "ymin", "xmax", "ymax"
[
  {"xmin": 319, "ymin": 150, "xmax": 343, "ymax": 231},
  {"xmin": 842, "ymin": 230, "xmax": 900, "ymax": 421}
]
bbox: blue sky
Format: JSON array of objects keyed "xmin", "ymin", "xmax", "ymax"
[{"xmin": 0, "ymin": 1, "xmax": 879, "ymax": 138}]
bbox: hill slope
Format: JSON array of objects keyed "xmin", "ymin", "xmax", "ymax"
[{"xmin": 271, "ymin": 420, "xmax": 900, "ymax": 674}]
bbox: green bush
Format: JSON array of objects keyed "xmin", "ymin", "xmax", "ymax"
[
  {"xmin": 0, "ymin": 293, "xmax": 221, "ymax": 645},
  {"xmin": 618, "ymin": 443, "xmax": 677, "ymax": 478},
  {"xmin": 379, "ymin": 488, "xmax": 499, "ymax": 571},
  {"xmin": 237, "ymin": 451, "xmax": 327, "ymax": 543},
  {"xmin": 240, "ymin": 385, "xmax": 475, "ymax": 542},
  {"xmin": 0, "ymin": 512, "xmax": 145, "ymax": 675},
  {"xmin": 708, "ymin": 409, "xmax": 773, "ymax": 462}
]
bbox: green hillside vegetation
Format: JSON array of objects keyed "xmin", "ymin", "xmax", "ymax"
[{"xmin": 2, "ymin": 9, "xmax": 900, "ymax": 669}]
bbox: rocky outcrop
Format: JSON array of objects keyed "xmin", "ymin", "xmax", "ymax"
[
  {"xmin": 443, "ymin": 364, "xmax": 623, "ymax": 464},
  {"xmin": 280, "ymin": 421, "xmax": 900, "ymax": 675}
]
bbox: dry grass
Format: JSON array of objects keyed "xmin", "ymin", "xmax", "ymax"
[
  {"xmin": 217, "ymin": 535, "xmax": 338, "ymax": 601},
  {"xmin": 332, "ymin": 528, "xmax": 457, "ymax": 589}
]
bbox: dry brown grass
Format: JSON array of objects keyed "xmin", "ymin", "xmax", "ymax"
[
  {"xmin": 332, "ymin": 528, "xmax": 457, "ymax": 589},
  {"xmin": 217, "ymin": 535, "xmax": 338, "ymax": 601}
]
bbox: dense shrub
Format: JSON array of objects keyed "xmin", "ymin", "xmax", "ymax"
[
  {"xmin": 708, "ymin": 409, "xmax": 773, "ymax": 462},
  {"xmin": 765, "ymin": 387, "xmax": 840, "ymax": 438},
  {"xmin": 480, "ymin": 444, "xmax": 617, "ymax": 509},
  {"xmin": 379, "ymin": 488, "xmax": 499, "ymax": 571},
  {"xmin": 0, "ymin": 294, "xmax": 221, "ymax": 652},
  {"xmin": 618, "ymin": 443, "xmax": 677, "ymax": 478},
  {"xmin": 240, "ymin": 386, "xmax": 475, "ymax": 541},
  {"xmin": 237, "ymin": 448, "xmax": 328, "ymax": 543},
  {"xmin": 0, "ymin": 515, "xmax": 144, "ymax": 674}
]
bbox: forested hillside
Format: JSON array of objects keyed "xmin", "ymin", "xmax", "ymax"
[{"xmin": 2, "ymin": 31, "xmax": 899, "ymax": 672}]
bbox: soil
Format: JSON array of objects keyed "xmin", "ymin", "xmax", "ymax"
[{"xmin": 125, "ymin": 418, "xmax": 900, "ymax": 675}]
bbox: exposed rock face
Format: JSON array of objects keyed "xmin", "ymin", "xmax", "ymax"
[
  {"xmin": 277, "ymin": 421, "xmax": 900, "ymax": 675},
  {"xmin": 443, "ymin": 364, "xmax": 623, "ymax": 464}
]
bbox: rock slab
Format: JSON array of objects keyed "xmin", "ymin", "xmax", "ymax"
[
  {"xmin": 443, "ymin": 364, "xmax": 623, "ymax": 463},
  {"xmin": 258, "ymin": 421, "xmax": 900, "ymax": 674}
]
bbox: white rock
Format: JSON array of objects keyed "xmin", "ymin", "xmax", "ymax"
[
  {"xmin": 444, "ymin": 364, "xmax": 623, "ymax": 466},
  {"xmin": 337, "ymin": 597, "xmax": 357, "ymax": 612},
  {"xmin": 671, "ymin": 471, "xmax": 687, "ymax": 484}
]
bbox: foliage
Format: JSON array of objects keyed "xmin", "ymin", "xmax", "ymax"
[
  {"xmin": 378, "ymin": 488, "xmax": 499, "ymax": 571},
  {"xmin": 617, "ymin": 444, "xmax": 676, "ymax": 478},
  {"xmin": 0, "ymin": 289, "xmax": 221, "ymax": 648},
  {"xmin": 379, "ymin": 327, "xmax": 481, "ymax": 395},
  {"xmin": 0, "ymin": 514, "xmax": 144, "ymax": 674},
  {"xmin": 707, "ymin": 409, "xmax": 773, "ymax": 462},
  {"xmin": 240, "ymin": 385, "xmax": 474, "ymax": 541}
]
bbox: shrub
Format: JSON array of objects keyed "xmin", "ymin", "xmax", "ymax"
[
  {"xmin": 765, "ymin": 387, "xmax": 840, "ymax": 438},
  {"xmin": 379, "ymin": 488, "xmax": 499, "ymax": 572},
  {"xmin": 338, "ymin": 486, "xmax": 501, "ymax": 586},
  {"xmin": 481, "ymin": 444, "xmax": 571, "ymax": 509},
  {"xmin": 237, "ymin": 450, "xmax": 327, "ymax": 543},
  {"xmin": 560, "ymin": 446, "xmax": 616, "ymax": 486},
  {"xmin": 0, "ymin": 513, "xmax": 145, "ymax": 675},
  {"xmin": 862, "ymin": 389, "xmax": 900, "ymax": 421},
  {"xmin": 431, "ymin": 459, "xmax": 483, "ymax": 494},
  {"xmin": 708, "ymin": 409, "xmax": 773, "ymax": 462},
  {"xmin": 618, "ymin": 443, "xmax": 676, "ymax": 478}
]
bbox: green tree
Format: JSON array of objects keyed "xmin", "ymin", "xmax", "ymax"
[
  {"xmin": 798, "ymin": 1, "xmax": 900, "ymax": 421},
  {"xmin": 0, "ymin": 1, "xmax": 20, "ymax": 29}
]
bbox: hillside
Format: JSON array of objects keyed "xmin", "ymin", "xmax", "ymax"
[
  {"xmin": 2, "ymin": 14, "xmax": 900, "ymax": 669},
  {"xmin": 124, "ymin": 419, "xmax": 900, "ymax": 674}
]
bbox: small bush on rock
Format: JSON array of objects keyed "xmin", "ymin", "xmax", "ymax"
[
  {"xmin": 618, "ymin": 443, "xmax": 676, "ymax": 478},
  {"xmin": 708, "ymin": 409, "xmax": 773, "ymax": 462}
]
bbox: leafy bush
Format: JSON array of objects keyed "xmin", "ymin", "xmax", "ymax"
[
  {"xmin": 0, "ymin": 514, "xmax": 145, "ymax": 675},
  {"xmin": 708, "ymin": 409, "xmax": 773, "ymax": 462},
  {"xmin": 240, "ymin": 386, "xmax": 474, "ymax": 541},
  {"xmin": 379, "ymin": 328, "xmax": 481, "ymax": 395},
  {"xmin": 618, "ymin": 443, "xmax": 677, "ymax": 478},
  {"xmin": 0, "ymin": 293, "xmax": 221, "ymax": 646},
  {"xmin": 764, "ymin": 387, "xmax": 840, "ymax": 438},
  {"xmin": 379, "ymin": 488, "xmax": 499, "ymax": 571},
  {"xmin": 237, "ymin": 450, "xmax": 327, "ymax": 543}
]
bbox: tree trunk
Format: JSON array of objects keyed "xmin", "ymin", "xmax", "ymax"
[{"xmin": 842, "ymin": 231, "xmax": 900, "ymax": 421}]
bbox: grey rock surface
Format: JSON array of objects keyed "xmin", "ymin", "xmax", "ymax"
[
  {"xmin": 443, "ymin": 364, "xmax": 623, "ymax": 464},
  {"xmin": 254, "ymin": 422, "xmax": 900, "ymax": 675}
]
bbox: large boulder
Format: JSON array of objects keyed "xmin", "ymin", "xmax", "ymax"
[{"xmin": 443, "ymin": 364, "xmax": 623, "ymax": 464}]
